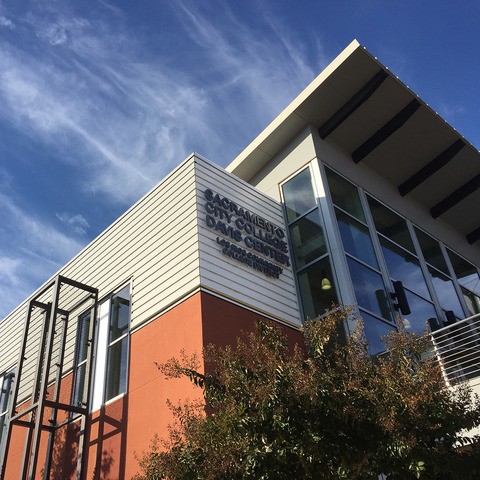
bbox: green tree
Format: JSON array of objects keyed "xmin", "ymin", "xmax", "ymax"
[{"xmin": 134, "ymin": 309, "xmax": 480, "ymax": 479}]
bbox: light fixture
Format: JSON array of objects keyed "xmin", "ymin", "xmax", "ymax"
[{"xmin": 321, "ymin": 271, "xmax": 332, "ymax": 291}]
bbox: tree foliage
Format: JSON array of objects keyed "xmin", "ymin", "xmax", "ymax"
[{"xmin": 134, "ymin": 309, "xmax": 480, "ymax": 479}]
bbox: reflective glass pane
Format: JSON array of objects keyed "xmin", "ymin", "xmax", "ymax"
[
  {"xmin": 325, "ymin": 167, "xmax": 366, "ymax": 222},
  {"xmin": 368, "ymin": 197, "xmax": 415, "ymax": 253},
  {"xmin": 336, "ymin": 208, "xmax": 378, "ymax": 268},
  {"xmin": 73, "ymin": 363, "xmax": 87, "ymax": 406},
  {"xmin": 380, "ymin": 238, "xmax": 430, "ymax": 299},
  {"xmin": 429, "ymin": 267, "xmax": 464, "ymax": 318},
  {"xmin": 401, "ymin": 290, "xmax": 437, "ymax": 334},
  {"xmin": 360, "ymin": 311, "xmax": 396, "ymax": 355},
  {"xmin": 109, "ymin": 286, "xmax": 130, "ymax": 343},
  {"xmin": 289, "ymin": 210, "xmax": 327, "ymax": 268},
  {"xmin": 77, "ymin": 311, "xmax": 90, "ymax": 364},
  {"xmin": 415, "ymin": 228, "xmax": 449, "ymax": 274},
  {"xmin": 282, "ymin": 168, "xmax": 316, "ymax": 223},
  {"xmin": 346, "ymin": 257, "xmax": 392, "ymax": 321},
  {"xmin": 0, "ymin": 372, "xmax": 14, "ymax": 440},
  {"xmin": 106, "ymin": 336, "xmax": 128, "ymax": 401},
  {"xmin": 461, "ymin": 287, "xmax": 480, "ymax": 316},
  {"xmin": 0, "ymin": 372, "xmax": 13, "ymax": 414},
  {"xmin": 297, "ymin": 258, "xmax": 338, "ymax": 319},
  {"xmin": 448, "ymin": 249, "xmax": 480, "ymax": 295}
]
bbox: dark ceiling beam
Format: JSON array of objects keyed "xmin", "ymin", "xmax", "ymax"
[
  {"xmin": 467, "ymin": 226, "xmax": 480, "ymax": 245},
  {"xmin": 352, "ymin": 99, "xmax": 421, "ymax": 163},
  {"xmin": 430, "ymin": 173, "xmax": 480, "ymax": 218},
  {"xmin": 398, "ymin": 139, "xmax": 465, "ymax": 196},
  {"xmin": 318, "ymin": 70, "xmax": 388, "ymax": 139}
]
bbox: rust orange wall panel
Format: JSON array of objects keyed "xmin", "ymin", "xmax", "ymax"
[
  {"xmin": 3, "ymin": 291, "xmax": 302, "ymax": 479},
  {"xmin": 124, "ymin": 292, "xmax": 205, "ymax": 478},
  {"xmin": 200, "ymin": 291, "xmax": 303, "ymax": 349}
]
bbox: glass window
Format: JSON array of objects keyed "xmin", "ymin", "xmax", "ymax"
[
  {"xmin": 336, "ymin": 209, "xmax": 378, "ymax": 268},
  {"xmin": 428, "ymin": 267, "xmax": 464, "ymax": 318},
  {"xmin": 448, "ymin": 249, "xmax": 480, "ymax": 295},
  {"xmin": 415, "ymin": 228, "xmax": 449, "ymax": 275},
  {"xmin": 297, "ymin": 258, "xmax": 338, "ymax": 320},
  {"xmin": 72, "ymin": 311, "xmax": 91, "ymax": 406},
  {"xmin": 325, "ymin": 168, "xmax": 366, "ymax": 222},
  {"xmin": 368, "ymin": 197, "xmax": 415, "ymax": 253},
  {"xmin": 0, "ymin": 370, "xmax": 14, "ymax": 449},
  {"xmin": 346, "ymin": 258, "xmax": 392, "ymax": 321},
  {"xmin": 282, "ymin": 168, "xmax": 317, "ymax": 223},
  {"xmin": 105, "ymin": 285, "xmax": 130, "ymax": 401},
  {"xmin": 289, "ymin": 210, "xmax": 327, "ymax": 269},
  {"xmin": 360, "ymin": 311, "xmax": 396, "ymax": 355},
  {"xmin": 461, "ymin": 287, "xmax": 480, "ymax": 316},
  {"xmin": 380, "ymin": 238, "xmax": 430, "ymax": 300},
  {"xmin": 401, "ymin": 291, "xmax": 437, "ymax": 334}
]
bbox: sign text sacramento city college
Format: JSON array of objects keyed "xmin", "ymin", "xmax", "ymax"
[{"xmin": 203, "ymin": 188, "xmax": 290, "ymax": 280}]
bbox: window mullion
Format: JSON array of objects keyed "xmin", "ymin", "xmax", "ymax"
[
  {"xmin": 315, "ymin": 160, "xmax": 356, "ymax": 308},
  {"xmin": 359, "ymin": 190, "xmax": 396, "ymax": 315},
  {"xmin": 408, "ymin": 221, "xmax": 445, "ymax": 322},
  {"xmin": 441, "ymin": 242, "xmax": 471, "ymax": 317}
]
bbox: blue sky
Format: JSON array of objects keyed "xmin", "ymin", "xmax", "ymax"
[{"xmin": 0, "ymin": 0, "xmax": 479, "ymax": 319}]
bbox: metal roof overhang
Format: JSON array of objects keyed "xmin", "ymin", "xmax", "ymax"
[{"xmin": 227, "ymin": 40, "xmax": 480, "ymax": 245}]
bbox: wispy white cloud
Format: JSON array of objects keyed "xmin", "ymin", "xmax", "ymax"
[
  {"xmin": 56, "ymin": 212, "xmax": 90, "ymax": 235},
  {"xmin": 0, "ymin": 192, "xmax": 84, "ymax": 265},
  {"xmin": 0, "ymin": 1, "xmax": 323, "ymax": 205},
  {"xmin": 176, "ymin": 1, "xmax": 317, "ymax": 110},
  {"xmin": 0, "ymin": 256, "xmax": 22, "ymax": 287},
  {"xmin": 0, "ymin": 0, "xmax": 325, "ymax": 319},
  {"xmin": 0, "ymin": 255, "xmax": 30, "ymax": 319},
  {"xmin": 0, "ymin": 15, "xmax": 13, "ymax": 28},
  {"xmin": 437, "ymin": 102, "xmax": 466, "ymax": 122},
  {"xmin": 0, "ymin": 191, "xmax": 86, "ymax": 318}
]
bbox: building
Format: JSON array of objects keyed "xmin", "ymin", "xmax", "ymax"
[{"xmin": 1, "ymin": 39, "xmax": 480, "ymax": 479}]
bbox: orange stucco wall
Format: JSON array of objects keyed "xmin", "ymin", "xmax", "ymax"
[{"xmin": 124, "ymin": 291, "xmax": 302, "ymax": 478}]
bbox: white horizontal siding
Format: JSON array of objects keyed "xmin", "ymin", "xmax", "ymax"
[
  {"xmin": 0, "ymin": 156, "xmax": 200, "ymax": 401},
  {"xmin": 0, "ymin": 154, "xmax": 301, "ymax": 404},
  {"xmin": 195, "ymin": 158, "xmax": 301, "ymax": 326}
]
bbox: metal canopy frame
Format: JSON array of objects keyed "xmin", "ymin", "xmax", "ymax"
[{"xmin": 0, "ymin": 275, "xmax": 98, "ymax": 480}]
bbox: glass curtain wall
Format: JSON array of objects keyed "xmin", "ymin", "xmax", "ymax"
[
  {"xmin": 323, "ymin": 165, "xmax": 480, "ymax": 351},
  {"xmin": 447, "ymin": 249, "xmax": 480, "ymax": 316},
  {"xmin": 367, "ymin": 196, "xmax": 438, "ymax": 334},
  {"xmin": 325, "ymin": 168, "xmax": 395, "ymax": 354},
  {"xmin": 282, "ymin": 167, "xmax": 338, "ymax": 320}
]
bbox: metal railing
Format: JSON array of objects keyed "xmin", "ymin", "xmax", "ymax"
[{"xmin": 430, "ymin": 314, "xmax": 480, "ymax": 386}]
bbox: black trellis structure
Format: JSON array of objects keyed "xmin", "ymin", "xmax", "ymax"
[{"xmin": 0, "ymin": 275, "xmax": 98, "ymax": 480}]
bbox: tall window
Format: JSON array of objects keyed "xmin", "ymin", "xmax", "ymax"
[
  {"xmin": 367, "ymin": 196, "xmax": 437, "ymax": 334},
  {"xmin": 105, "ymin": 285, "xmax": 130, "ymax": 401},
  {"xmin": 282, "ymin": 167, "xmax": 338, "ymax": 320},
  {"xmin": 325, "ymin": 167, "xmax": 395, "ymax": 354},
  {"xmin": 447, "ymin": 249, "xmax": 480, "ymax": 316},
  {"xmin": 415, "ymin": 228, "xmax": 464, "ymax": 321},
  {"xmin": 92, "ymin": 284, "xmax": 131, "ymax": 411},
  {"xmin": 72, "ymin": 311, "xmax": 91, "ymax": 407},
  {"xmin": 0, "ymin": 370, "xmax": 14, "ymax": 451}
]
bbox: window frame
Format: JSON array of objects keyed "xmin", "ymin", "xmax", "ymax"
[
  {"xmin": 91, "ymin": 282, "xmax": 131, "ymax": 411},
  {"xmin": 323, "ymin": 164, "xmax": 477, "ymax": 330},
  {"xmin": 0, "ymin": 368, "xmax": 15, "ymax": 454},
  {"xmin": 280, "ymin": 164, "xmax": 340, "ymax": 321}
]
